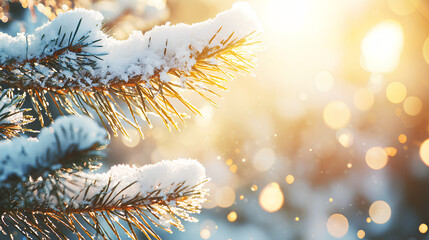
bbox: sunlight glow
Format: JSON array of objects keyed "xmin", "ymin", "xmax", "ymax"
[
  {"xmin": 361, "ymin": 20, "xmax": 404, "ymax": 73},
  {"xmin": 314, "ymin": 71, "xmax": 334, "ymax": 92},
  {"xmin": 388, "ymin": 0, "xmax": 417, "ymax": 16},
  {"xmin": 265, "ymin": 0, "xmax": 312, "ymax": 34}
]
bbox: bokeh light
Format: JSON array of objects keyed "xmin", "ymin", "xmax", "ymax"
[
  {"xmin": 253, "ymin": 148, "xmax": 276, "ymax": 172},
  {"xmin": 388, "ymin": 0, "xmax": 417, "ymax": 16},
  {"xmin": 357, "ymin": 229, "xmax": 365, "ymax": 239},
  {"xmin": 336, "ymin": 128, "xmax": 354, "ymax": 148},
  {"xmin": 215, "ymin": 186, "xmax": 236, "ymax": 208},
  {"xmin": 286, "ymin": 175, "xmax": 295, "ymax": 184},
  {"xmin": 327, "ymin": 213, "xmax": 349, "ymax": 238},
  {"xmin": 227, "ymin": 211, "xmax": 238, "ymax": 222},
  {"xmin": 369, "ymin": 201, "xmax": 392, "ymax": 224},
  {"xmin": 403, "ymin": 96, "xmax": 422, "ymax": 116},
  {"xmin": 419, "ymin": 139, "xmax": 429, "ymax": 167},
  {"xmin": 419, "ymin": 223, "xmax": 428, "ymax": 234},
  {"xmin": 423, "ymin": 37, "xmax": 429, "ymax": 65},
  {"xmin": 259, "ymin": 182, "xmax": 284, "ymax": 213},
  {"xmin": 365, "ymin": 147, "xmax": 389, "ymax": 170},
  {"xmin": 229, "ymin": 164, "xmax": 238, "ymax": 173},
  {"xmin": 9, "ymin": 0, "xmax": 427, "ymax": 239},
  {"xmin": 384, "ymin": 147, "xmax": 397, "ymax": 157},
  {"xmin": 323, "ymin": 101, "xmax": 351, "ymax": 129},
  {"xmin": 200, "ymin": 229, "xmax": 210, "ymax": 239},
  {"xmin": 121, "ymin": 128, "xmax": 141, "ymax": 148},
  {"xmin": 199, "ymin": 219, "xmax": 217, "ymax": 239},
  {"xmin": 314, "ymin": 71, "xmax": 334, "ymax": 92},
  {"xmin": 398, "ymin": 134, "xmax": 407, "ymax": 144},
  {"xmin": 361, "ymin": 20, "xmax": 404, "ymax": 73},
  {"xmin": 386, "ymin": 82, "xmax": 407, "ymax": 104},
  {"xmin": 353, "ymin": 88, "xmax": 375, "ymax": 111}
]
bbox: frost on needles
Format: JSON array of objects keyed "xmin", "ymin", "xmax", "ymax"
[{"xmin": 0, "ymin": 2, "xmax": 262, "ymax": 136}]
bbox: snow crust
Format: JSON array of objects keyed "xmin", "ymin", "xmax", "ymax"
[
  {"xmin": 0, "ymin": 2, "xmax": 261, "ymax": 87},
  {"xmin": 0, "ymin": 116, "xmax": 108, "ymax": 183}
]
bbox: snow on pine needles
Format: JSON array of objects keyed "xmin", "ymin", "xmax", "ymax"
[
  {"xmin": 0, "ymin": 116, "xmax": 209, "ymax": 239},
  {"xmin": 0, "ymin": 2, "xmax": 262, "ymax": 137}
]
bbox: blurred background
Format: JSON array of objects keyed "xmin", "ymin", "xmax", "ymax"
[{"xmin": 2, "ymin": 0, "xmax": 429, "ymax": 239}]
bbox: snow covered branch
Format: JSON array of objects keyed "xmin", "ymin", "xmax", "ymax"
[
  {"xmin": 0, "ymin": 159, "xmax": 208, "ymax": 239},
  {"xmin": 0, "ymin": 3, "xmax": 259, "ymax": 239},
  {"xmin": 0, "ymin": 2, "xmax": 262, "ymax": 136},
  {"xmin": 0, "ymin": 89, "xmax": 34, "ymax": 139},
  {"xmin": 0, "ymin": 116, "xmax": 209, "ymax": 239},
  {"xmin": 0, "ymin": 115, "xmax": 108, "ymax": 184}
]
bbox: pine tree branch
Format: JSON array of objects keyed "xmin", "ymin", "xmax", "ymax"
[
  {"xmin": 0, "ymin": 89, "xmax": 34, "ymax": 139},
  {"xmin": 0, "ymin": 116, "xmax": 208, "ymax": 239},
  {"xmin": 0, "ymin": 115, "xmax": 108, "ymax": 184},
  {"xmin": 0, "ymin": 3, "xmax": 262, "ymax": 137},
  {"xmin": 0, "ymin": 159, "xmax": 208, "ymax": 240}
]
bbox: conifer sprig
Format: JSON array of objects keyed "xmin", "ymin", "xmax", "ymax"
[
  {"xmin": 0, "ymin": 3, "xmax": 261, "ymax": 239},
  {"xmin": 0, "ymin": 116, "xmax": 108, "ymax": 184},
  {"xmin": 0, "ymin": 90, "xmax": 34, "ymax": 139},
  {"xmin": 0, "ymin": 175, "xmax": 208, "ymax": 240},
  {"xmin": 0, "ymin": 5, "xmax": 262, "ymax": 137},
  {"xmin": 0, "ymin": 116, "xmax": 208, "ymax": 239}
]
